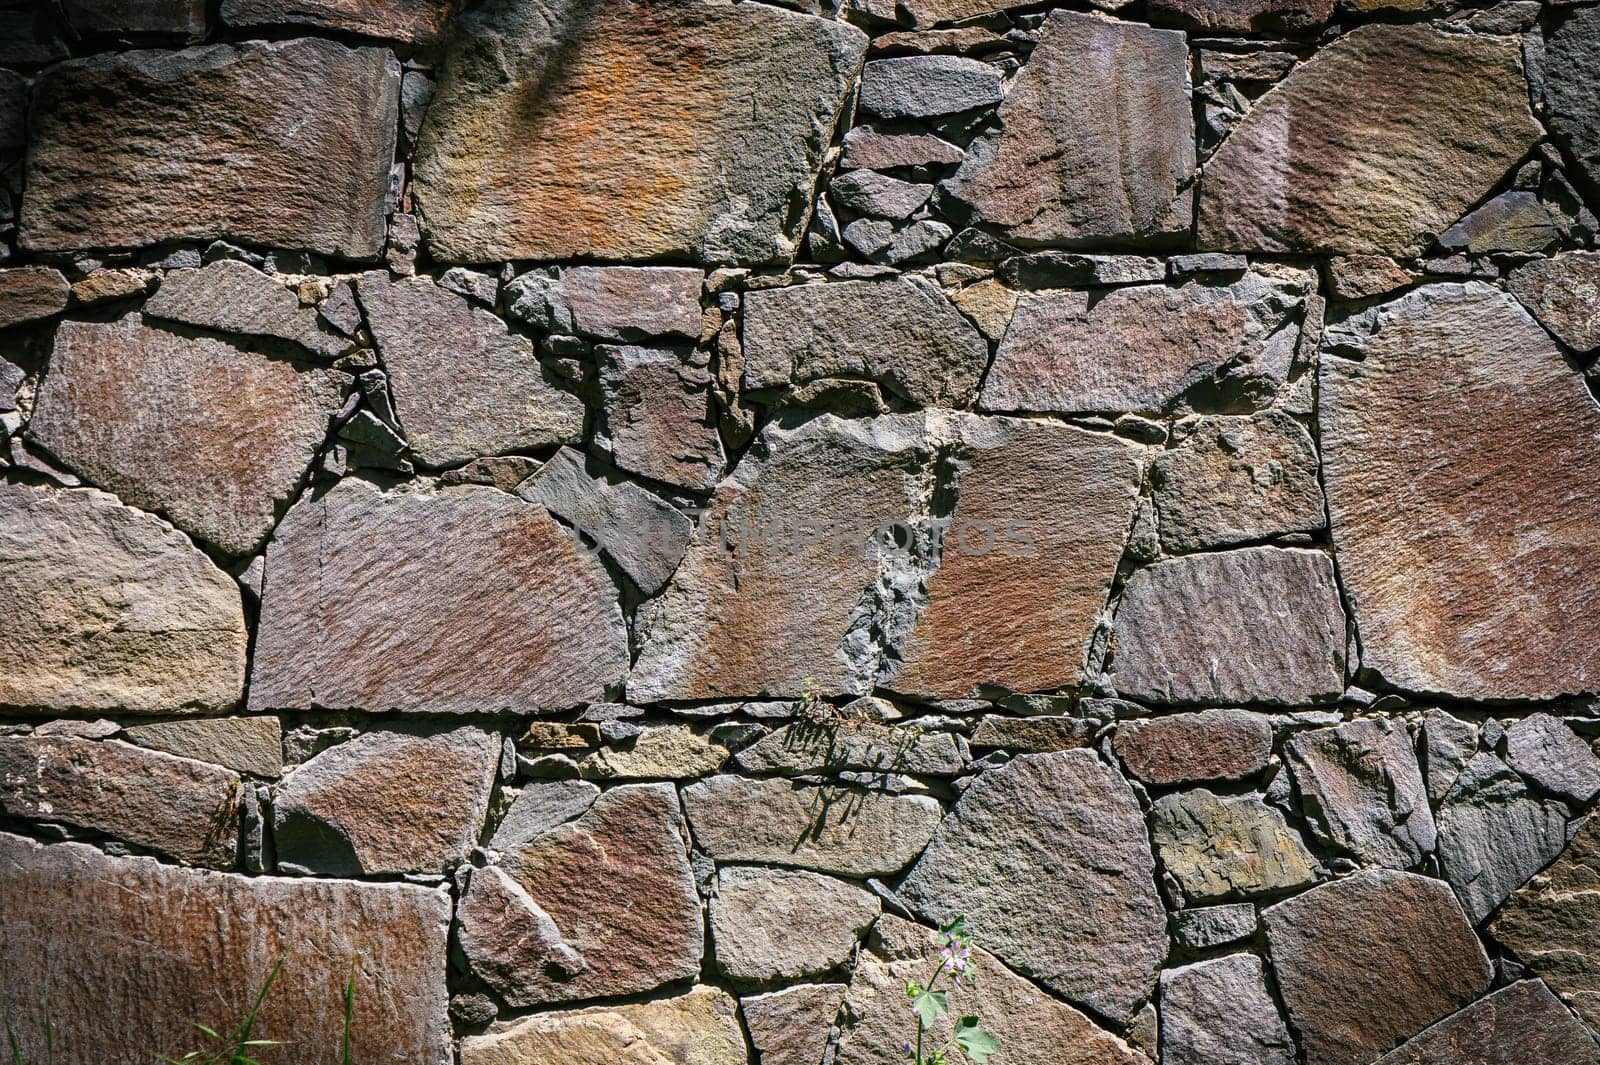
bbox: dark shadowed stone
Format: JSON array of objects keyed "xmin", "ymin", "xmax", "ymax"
[
  {"xmin": 1320, "ymin": 283, "xmax": 1600, "ymax": 700},
  {"xmin": 415, "ymin": 0, "xmax": 865, "ymax": 265},
  {"xmin": 1438, "ymin": 191, "xmax": 1559, "ymax": 255},
  {"xmin": 249, "ymin": 479, "xmax": 627, "ymax": 714},
  {"xmin": 682, "ymin": 775, "xmax": 941, "ymax": 877},
  {"xmin": 455, "ymin": 784, "xmax": 701, "ymax": 1008},
  {"xmin": 1437, "ymin": 753, "xmax": 1567, "ymax": 926},
  {"xmin": 742, "ymin": 280, "xmax": 989, "ymax": 407},
  {"xmin": 1505, "ymin": 713, "xmax": 1600, "ymax": 803},
  {"xmin": 1547, "ymin": 7, "xmax": 1600, "ymax": 193},
  {"xmin": 1152, "ymin": 412, "xmax": 1324, "ymax": 552},
  {"xmin": 0, "ymin": 483, "xmax": 246, "ymax": 714},
  {"xmin": 1509, "ymin": 251, "xmax": 1600, "ymax": 353},
  {"xmin": 1376, "ymin": 980, "xmax": 1600, "ymax": 1065},
  {"xmin": 357, "ymin": 273, "xmax": 585, "ymax": 468},
  {"xmin": 459, "ymin": 986, "xmax": 745, "ymax": 1065},
  {"xmin": 0, "ymin": 736, "xmax": 238, "ymax": 867},
  {"xmin": 1150, "ymin": 789, "xmax": 1318, "ymax": 902},
  {"xmin": 899, "ymin": 750, "xmax": 1165, "ymax": 1024},
  {"xmin": 1111, "ymin": 548, "xmax": 1346, "ymax": 706},
  {"xmin": 1114, "ymin": 710, "xmax": 1273, "ymax": 785},
  {"xmin": 1199, "ymin": 25, "xmax": 1540, "ymax": 255},
  {"xmin": 1148, "ymin": 0, "xmax": 1330, "ymax": 33},
  {"xmin": 22, "ymin": 39, "xmax": 399, "ymax": 259},
  {"xmin": 1160, "ymin": 954, "xmax": 1296, "ymax": 1065},
  {"xmin": 221, "ymin": 0, "xmax": 454, "ymax": 43},
  {"xmin": 946, "ymin": 11, "xmax": 1192, "ymax": 247},
  {"xmin": 1495, "ymin": 818, "xmax": 1600, "ymax": 1029},
  {"xmin": 0, "ymin": 834, "xmax": 451, "ymax": 1065},
  {"xmin": 743, "ymin": 984, "xmax": 848, "ymax": 1065},
  {"xmin": 274, "ymin": 726, "xmax": 499, "ymax": 876},
  {"xmin": 734, "ymin": 722, "xmax": 963, "ymax": 776},
  {"xmin": 858, "ymin": 55, "xmax": 1002, "ymax": 119},
  {"xmin": 60, "ymin": 0, "xmax": 207, "ymax": 36},
  {"xmin": 1173, "ymin": 903, "xmax": 1257, "ymax": 950},
  {"xmin": 710, "ymin": 866, "xmax": 879, "ymax": 984},
  {"xmin": 0, "ymin": 68, "xmax": 24, "ymax": 148},
  {"xmin": 835, "ymin": 914, "xmax": 1152, "ymax": 1065},
  {"xmin": 29, "ymin": 315, "xmax": 344, "ymax": 556},
  {"xmin": 123, "ymin": 716, "xmax": 282, "ymax": 777},
  {"xmin": 1264, "ymin": 870, "xmax": 1491, "ymax": 1065},
  {"xmin": 1285, "ymin": 717, "xmax": 1437, "ymax": 869},
  {"xmin": 598, "ymin": 344, "xmax": 726, "ymax": 492},
  {"xmin": 0, "ymin": 267, "xmax": 69, "ymax": 328},
  {"xmin": 144, "ymin": 260, "xmax": 346, "ymax": 360}
]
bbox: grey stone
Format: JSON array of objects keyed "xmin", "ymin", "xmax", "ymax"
[
  {"xmin": 710, "ymin": 866, "xmax": 879, "ymax": 983},
  {"xmin": 829, "ymin": 170, "xmax": 935, "ymax": 220},
  {"xmin": 144, "ymin": 260, "xmax": 346, "ymax": 359},
  {"xmin": 1172, "ymin": 903, "xmax": 1257, "ymax": 950},
  {"xmin": 1505, "ymin": 713, "xmax": 1600, "ymax": 803},
  {"xmin": 123, "ymin": 716, "xmax": 282, "ymax": 777},
  {"xmin": 490, "ymin": 781, "xmax": 600, "ymax": 852},
  {"xmin": 0, "ymin": 68, "xmax": 23, "ymax": 150},
  {"xmin": 742, "ymin": 984, "xmax": 848, "ymax": 1065},
  {"xmin": 1438, "ymin": 191, "xmax": 1559, "ymax": 255},
  {"xmin": 1422, "ymin": 709, "xmax": 1478, "ymax": 804},
  {"xmin": 1437, "ymin": 753, "xmax": 1567, "ymax": 926},
  {"xmin": 597, "ymin": 344, "xmax": 726, "ymax": 492},
  {"xmin": 1160, "ymin": 954, "xmax": 1296, "ymax": 1065},
  {"xmin": 998, "ymin": 252, "xmax": 1166, "ymax": 288},
  {"xmin": 858, "ymin": 55, "xmax": 1003, "ymax": 119},
  {"xmin": 1151, "ymin": 789, "xmax": 1319, "ymax": 902},
  {"xmin": 734, "ymin": 723, "xmax": 963, "ymax": 776},
  {"xmin": 840, "ymin": 126, "xmax": 965, "ymax": 170},
  {"xmin": 1114, "ymin": 709, "xmax": 1274, "ymax": 786},
  {"xmin": 1285, "ymin": 717, "xmax": 1436, "ymax": 869},
  {"xmin": 437, "ymin": 267, "xmax": 498, "ymax": 307},
  {"xmin": 1546, "ymin": 7, "xmax": 1600, "ymax": 193},
  {"xmin": 1509, "ymin": 251, "xmax": 1600, "ymax": 353},
  {"xmin": 506, "ymin": 266, "xmax": 703, "ymax": 342},
  {"xmin": 1375, "ymin": 979, "xmax": 1600, "ymax": 1065},
  {"xmin": 32, "ymin": 719, "xmax": 119, "ymax": 740}
]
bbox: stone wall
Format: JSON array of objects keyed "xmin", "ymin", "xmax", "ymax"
[{"xmin": 1, "ymin": 1, "xmax": 1599, "ymax": 1063}]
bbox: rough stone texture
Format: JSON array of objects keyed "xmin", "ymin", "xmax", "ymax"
[
  {"xmin": 23, "ymin": 39, "xmax": 399, "ymax": 259},
  {"xmin": 1422, "ymin": 709, "xmax": 1477, "ymax": 804},
  {"xmin": 1111, "ymin": 547, "xmax": 1346, "ymax": 706},
  {"xmin": 1173, "ymin": 903, "xmax": 1257, "ymax": 950},
  {"xmin": 682, "ymin": 775, "xmax": 941, "ymax": 877},
  {"xmin": 1509, "ymin": 251, "xmax": 1600, "ymax": 353},
  {"xmin": 1199, "ymin": 24, "xmax": 1540, "ymax": 256},
  {"xmin": 459, "ymin": 986, "xmax": 746, "ymax": 1065},
  {"xmin": 1495, "ymin": 817, "xmax": 1600, "ymax": 1029},
  {"xmin": 357, "ymin": 273, "xmax": 585, "ymax": 468},
  {"xmin": 1547, "ymin": 6, "xmax": 1600, "ymax": 194},
  {"xmin": 0, "ymin": 266, "xmax": 70, "ymax": 328},
  {"xmin": 123, "ymin": 716, "xmax": 282, "ymax": 777},
  {"xmin": 1320, "ymin": 283, "xmax": 1600, "ymax": 701},
  {"xmin": 1504, "ymin": 713, "xmax": 1600, "ymax": 804},
  {"xmin": 1327, "ymin": 255, "xmax": 1411, "ymax": 302},
  {"xmin": 0, "ymin": 735, "xmax": 239, "ymax": 867},
  {"xmin": 1439, "ymin": 191, "xmax": 1559, "ymax": 255},
  {"xmin": 414, "ymin": 1, "xmax": 866, "ymax": 265},
  {"xmin": 1284, "ymin": 717, "xmax": 1437, "ymax": 870},
  {"xmin": 598, "ymin": 344, "xmax": 726, "ymax": 491},
  {"xmin": 710, "ymin": 866, "xmax": 879, "ymax": 983},
  {"xmin": 0, "ymin": 833, "xmax": 452, "ymax": 1065},
  {"xmin": 576, "ymin": 724, "xmax": 729, "ymax": 781},
  {"xmin": 1114, "ymin": 710, "xmax": 1273, "ymax": 785},
  {"xmin": 1376, "ymin": 979, "xmax": 1600, "ymax": 1065},
  {"xmin": 144, "ymin": 260, "xmax": 346, "ymax": 360},
  {"xmin": 899, "ymin": 750, "xmax": 1166, "ymax": 1024},
  {"xmin": 1264, "ymin": 870, "xmax": 1492, "ymax": 1065},
  {"xmin": 489, "ymin": 780, "xmax": 599, "ymax": 851},
  {"xmin": 221, "ymin": 0, "xmax": 455, "ymax": 43},
  {"xmin": 273, "ymin": 726, "xmax": 499, "ymax": 876},
  {"xmin": 457, "ymin": 784, "xmax": 702, "ymax": 1009},
  {"xmin": 249, "ymin": 479, "xmax": 627, "ymax": 714},
  {"xmin": 1147, "ymin": 0, "xmax": 1330, "ymax": 33},
  {"xmin": 59, "ymin": 0, "xmax": 207, "ymax": 36},
  {"xmin": 1160, "ymin": 954, "xmax": 1296, "ymax": 1065},
  {"xmin": 858, "ymin": 55, "xmax": 1002, "ymax": 119},
  {"xmin": 947, "ymin": 11, "xmax": 1193, "ymax": 247},
  {"xmin": 1436, "ymin": 753, "xmax": 1568, "ymax": 926},
  {"xmin": 1150, "ymin": 789, "xmax": 1318, "ymax": 902},
  {"xmin": 510, "ymin": 266, "xmax": 705, "ymax": 341},
  {"xmin": 0, "ymin": 483, "xmax": 246, "ymax": 714},
  {"xmin": 733, "ymin": 722, "xmax": 962, "ymax": 776},
  {"xmin": 29, "ymin": 314, "xmax": 345, "ymax": 555},
  {"xmin": 742, "ymin": 984, "xmax": 848, "ymax": 1065}
]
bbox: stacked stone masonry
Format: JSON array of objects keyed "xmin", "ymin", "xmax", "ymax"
[{"xmin": 1, "ymin": 0, "xmax": 1599, "ymax": 1063}]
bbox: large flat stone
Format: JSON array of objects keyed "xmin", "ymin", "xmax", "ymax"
[
  {"xmin": 1437, "ymin": 754, "xmax": 1567, "ymax": 926},
  {"xmin": 1198, "ymin": 24, "xmax": 1539, "ymax": 255},
  {"xmin": 1284, "ymin": 717, "xmax": 1437, "ymax": 870},
  {"xmin": 22, "ymin": 39, "xmax": 399, "ymax": 259},
  {"xmin": 1504, "ymin": 713, "xmax": 1600, "ymax": 804},
  {"xmin": 143, "ymin": 260, "xmax": 347, "ymax": 360},
  {"xmin": 0, "ymin": 833, "xmax": 452, "ymax": 1064},
  {"xmin": 710, "ymin": 866, "xmax": 879, "ymax": 984},
  {"xmin": 1150, "ymin": 788, "xmax": 1318, "ymax": 902},
  {"xmin": 459, "ymin": 986, "xmax": 746, "ymax": 1065},
  {"xmin": 1493, "ymin": 817, "xmax": 1600, "ymax": 1029},
  {"xmin": 123, "ymin": 716, "xmax": 282, "ymax": 777},
  {"xmin": 414, "ymin": 0, "xmax": 865, "ymax": 265},
  {"xmin": 221, "ymin": 0, "xmax": 455, "ymax": 43},
  {"xmin": 898, "ymin": 749, "xmax": 1166, "ymax": 1024},
  {"xmin": 1160, "ymin": 954, "xmax": 1296, "ymax": 1065},
  {"xmin": 1319, "ymin": 283, "xmax": 1600, "ymax": 700},
  {"xmin": 1546, "ymin": 6, "xmax": 1600, "ymax": 193},
  {"xmin": 29, "ymin": 314, "xmax": 344, "ymax": 555},
  {"xmin": 1375, "ymin": 979, "xmax": 1600, "ymax": 1065},
  {"xmin": 0, "ymin": 483, "xmax": 246, "ymax": 714},
  {"xmin": 249, "ymin": 479, "xmax": 627, "ymax": 714}
]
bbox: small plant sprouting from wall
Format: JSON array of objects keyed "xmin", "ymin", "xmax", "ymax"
[{"xmin": 903, "ymin": 917, "xmax": 999, "ymax": 1065}]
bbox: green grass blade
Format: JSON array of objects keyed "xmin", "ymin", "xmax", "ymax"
[
  {"xmin": 4, "ymin": 1007, "xmax": 24, "ymax": 1065},
  {"xmin": 341, "ymin": 960, "xmax": 357, "ymax": 1065},
  {"xmin": 230, "ymin": 959, "xmax": 283, "ymax": 1065}
]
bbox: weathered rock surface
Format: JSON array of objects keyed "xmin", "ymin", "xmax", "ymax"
[
  {"xmin": 414, "ymin": 1, "xmax": 866, "ymax": 265},
  {"xmin": 221, "ymin": 0, "xmax": 455, "ymax": 43},
  {"xmin": 274, "ymin": 726, "xmax": 499, "ymax": 876},
  {"xmin": 0, "ymin": 266, "xmax": 69, "ymax": 328},
  {"xmin": 508, "ymin": 266, "xmax": 704, "ymax": 341},
  {"xmin": 1199, "ymin": 25, "xmax": 1540, "ymax": 255},
  {"xmin": 457, "ymin": 784, "xmax": 701, "ymax": 1008},
  {"xmin": 1111, "ymin": 547, "xmax": 1346, "ymax": 706},
  {"xmin": 0, "ymin": 833, "xmax": 452, "ymax": 1065},
  {"xmin": 23, "ymin": 39, "xmax": 399, "ymax": 259},
  {"xmin": 489, "ymin": 780, "xmax": 599, "ymax": 851},
  {"xmin": 123, "ymin": 716, "xmax": 282, "ymax": 777},
  {"xmin": 1422, "ymin": 709, "xmax": 1477, "ymax": 804},
  {"xmin": 459, "ymin": 986, "xmax": 746, "ymax": 1065},
  {"xmin": 1436, "ymin": 754, "xmax": 1567, "ymax": 926},
  {"xmin": 1284, "ymin": 717, "xmax": 1437, "ymax": 870},
  {"xmin": 1438, "ymin": 191, "xmax": 1559, "ymax": 255},
  {"xmin": 250, "ymin": 480, "xmax": 627, "ymax": 714},
  {"xmin": 0, "ymin": 483, "xmax": 246, "ymax": 714},
  {"xmin": 899, "ymin": 750, "xmax": 1166, "ymax": 1023},
  {"xmin": 946, "ymin": 11, "xmax": 1193, "ymax": 246},
  {"xmin": 1327, "ymin": 255, "xmax": 1411, "ymax": 302},
  {"xmin": 577, "ymin": 724, "xmax": 728, "ymax": 781},
  {"xmin": 742, "ymin": 984, "xmax": 848, "ymax": 1065},
  {"xmin": 1147, "ymin": 0, "xmax": 1331, "ymax": 33},
  {"xmin": 0, "ymin": 735, "xmax": 239, "ymax": 867},
  {"xmin": 1546, "ymin": 6, "xmax": 1600, "ymax": 194},
  {"xmin": 1151, "ymin": 789, "xmax": 1318, "ymax": 902},
  {"xmin": 59, "ymin": 0, "xmax": 207, "ymax": 36},
  {"xmin": 1377, "ymin": 979, "xmax": 1600, "ymax": 1065},
  {"xmin": 1504, "ymin": 714, "xmax": 1600, "ymax": 804},
  {"xmin": 1173, "ymin": 903, "xmax": 1257, "ymax": 950},
  {"xmin": 598, "ymin": 344, "xmax": 725, "ymax": 492},
  {"xmin": 1509, "ymin": 251, "xmax": 1600, "ymax": 353},
  {"xmin": 1320, "ymin": 283, "xmax": 1600, "ymax": 700},
  {"xmin": 710, "ymin": 866, "xmax": 879, "ymax": 983},
  {"xmin": 840, "ymin": 126, "xmax": 964, "ymax": 171},
  {"xmin": 830, "ymin": 170, "xmax": 934, "ymax": 220},
  {"xmin": 858, "ymin": 55, "xmax": 1002, "ymax": 119},
  {"xmin": 682, "ymin": 775, "xmax": 941, "ymax": 877},
  {"xmin": 30, "ymin": 314, "xmax": 344, "ymax": 555},
  {"xmin": 1114, "ymin": 709, "xmax": 1273, "ymax": 785},
  {"xmin": 734, "ymin": 723, "xmax": 963, "ymax": 776},
  {"xmin": 1160, "ymin": 954, "xmax": 1296, "ymax": 1065},
  {"xmin": 1264, "ymin": 870, "xmax": 1492, "ymax": 1065},
  {"xmin": 357, "ymin": 273, "xmax": 585, "ymax": 468},
  {"xmin": 1494, "ymin": 818, "xmax": 1600, "ymax": 1028},
  {"xmin": 969, "ymin": 714, "xmax": 1097, "ymax": 753},
  {"xmin": 144, "ymin": 260, "xmax": 346, "ymax": 359}
]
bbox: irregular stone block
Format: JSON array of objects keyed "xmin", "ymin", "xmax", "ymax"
[
  {"xmin": 250, "ymin": 480, "xmax": 627, "ymax": 714},
  {"xmin": 840, "ymin": 126, "xmax": 964, "ymax": 170},
  {"xmin": 733, "ymin": 723, "xmax": 963, "ymax": 776},
  {"xmin": 1172, "ymin": 903, "xmax": 1257, "ymax": 950},
  {"xmin": 1504, "ymin": 713, "xmax": 1600, "ymax": 803},
  {"xmin": 30, "ymin": 315, "xmax": 344, "ymax": 555},
  {"xmin": 1160, "ymin": 954, "xmax": 1296, "ymax": 1065},
  {"xmin": 0, "ymin": 266, "xmax": 69, "ymax": 328},
  {"xmin": 577, "ymin": 724, "xmax": 728, "ymax": 781},
  {"xmin": 1147, "ymin": 0, "xmax": 1330, "ymax": 33},
  {"xmin": 0, "ymin": 833, "xmax": 452, "ymax": 1065},
  {"xmin": 1327, "ymin": 255, "xmax": 1411, "ymax": 302},
  {"xmin": 1422, "ymin": 709, "xmax": 1477, "ymax": 804},
  {"xmin": 1437, "ymin": 753, "xmax": 1567, "ymax": 926},
  {"xmin": 969, "ymin": 714, "xmax": 1096, "ymax": 753},
  {"xmin": 508, "ymin": 266, "xmax": 704, "ymax": 341},
  {"xmin": 1150, "ymin": 789, "xmax": 1318, "ymax": 902},
  {"xmin": 682, "ymin": 775, "xmax": 941, "ymax": 877},
  {"xmin": 221, "ymin": 0, "xmax": 454, "ymax": 43},
  {"xmin": 0, "ymin": 68, "xmax": 25, "ymax": 149},
  {"xmin": 598, "ymin": 344, "xmax": 726, "ymax": 492},
  {"xmin": 1114, "ymin": 709, "xmax": 1273, "ymax": 785},
  {"xmin": 1495, "ymin": 818, "xmax": 1600, "ymax": 1029},
  {"xmin": 1264, "ymin": 870, "xmax": 1492, "ymax": 1065},
  {"xmin": 946, "ymin": 11, "xmax": 1193, "ymax": 246},
  {"xmin": 23, "ymin": 39, "xmax": 399, "ymax": 259},
  {"xmin": 1509, "ymin": 251, "xmax": 1600, "ymax": 353},
  {"xmin": 60, "ymin": 0, "xmax": 207, "ymax": 36},
  {"xmin": 274, "ymin": 726, "xmax": 499, "ymax": 876},
  {"xmin": 1111, "ymin": 547, "xmax": 1346, "ymax": 706},
  {"xmin": 489, "ymin": 780, "xmax": 599, "ymax": 851},
  {"xmin": 1198, "ymin": 24, "xmax": 1539, "ymax": 255},
  {"xmin": 1319, "ymin": 283, "xmax": 1600, "ymax": 700},
  {"xmin": 858, "ymin": 55, "xmax": 1002, "ymax": 118},
  {"xmin": 1284, "ymin": 717, "xmax": 1437, "ymax": 869},
  {"xmin": 830, "ymin": 170, "xmax": 934, "ymax": 220},
  {"xmin": 1546, "ymin": 7, "xmax": 1600, "ymax": 192},
  {"xmin": 0, "ymin": 483, "xmax": 246, "ymax": 714},
  {"xmin": 414, "ymin": 0, "xmax": 866, "ymax": 265},
  {"xmin": 1438, "ymin": 191, "xmax": 1559, "ymax": 255},
  {"xmin": 0, "ymin": 736, "xmax": 239, "ymax": 868},
  {"xmin": 123, "ymin": 716, "xmax": 282, "ymax": 777},
  {"xmin": 710, "ymin": 866, "xmax": 879, "ymax": 984},
  {"xmin": 899, "ymin": 750, "xmax": 1166, "ymax": 1024},
  {"xmin": 143, "ymin": 260, "xmax": 346, "ymax": 360},
  {"xmin": 458, "ymin": 986, "xmax": 745, "ymax": 1065},
  {"xmin": 1376, "ymin": 979, "xmax": 1600, "ymax": 1065},
  {"xmin": 743, "ymin": 984, "xmax": 848, "ymax": 1065}
]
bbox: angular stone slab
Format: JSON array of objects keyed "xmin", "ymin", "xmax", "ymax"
[
  {"xmin": 0, "ymin": 266, "xmax": 70, "ymax": 329},
  {"xmin": 0, "ymin": 833, "xmax": 452, "ymax": 1065},
  {"xmin": 1320, "ymin": 283, "xmax": 1600, "ymax": 700},
  {"xmin": 1114, "ymin": 709, "xmax": 1273, "ymax": 786},
  {"xmin": 508, "ymin": 266, "xmax": 704, "ymax": 342},
  {"xmin": 30, "ymin": 314, "xmax": 345, "ymax": 555},
  {"xmin": 899, "ymin": 750, "xmax": 1166, "ymax": 1024},
  {"xmin": 414, "ymin": 0, "xmax": 866, "ymax": 265},
  {"xmin": 1160, "ymin": 954, "xmax": 1296, "ymax": 1065},
  {"xmin": 946, "ymin": 10, "xmax": 1193, "ymax": 247},
  {"xmin": 1494, "ymin": 817, "xmax": 1600, "ymax": 1029},
  {"xmin": 1376, "ymin": 979, "xmax": 1600, "ymax": 1065},
  {"xmin": 1509, "ymin": 251, "xmax": 1600, "ymax": 354},
  {"xmin": 1546, "ymin": 6, "xmax": 1600, "ymax": 193},
  {"xmin": 123, "ymin": 716, "xmax": 283, "ymax": 777},
  {"xmin": 1284, "ymin": 717, "xmax": 1437, "ymax": 870},
  {"xmin": 221, "ymin": 0, "xmax": 455, "ymax": 43},
  {"xmin": 858, "ymin": 55, "xmax": 1002, "ymax": 119},
  {"xmin": 1504, "ymin": 713, "xmax": 1600, "ymax": 804},
  {"xmin": 1111, "ymin": 547, "xmax": 1346, "ymax": 706},
  {"xmin": 459, "ymin": 986, "xmax": 745, "ymax": 1065},
  {"xmin": 1147, "ymin": 0, "xmax": 1330, "ymax": 33},
  {"xmin": 1198, "ymin": 24, "xmax": 1539, "ymax": 255},
  {"xmin": 710, "ymin": 866, "xmax": 879, "ymax": 984},
  {"xmin": 733, "ymin": 722, "xmax": 963, "ymax": 777},
  {"xmin": 0, "ymin": 483, "xmax": 246, "ymax": 714},
  {"xmin": 250, "ymin": 479, "xmax": 627, "ymax": 714},
  {"xmin": 1150, "ymin": 788, "xmax": 1318, "ymax": 902},
  {"xmin": 597, "ymin": 344, "xmax": 726, "ymax": 492},
  {"xmin": 743, "ymin": 984, "xmax": 848, "ymax": 1065},
  {"xmin": 143, "ymin": 260, "xmax": 347, "ymax": 360},
  {"xmin": 22, "ymin": 39, "xmax": 399, "ymax": 259},
  {"xmin": 1437, "ymin": 754, "xmax": 1567, "ymax": 926}
]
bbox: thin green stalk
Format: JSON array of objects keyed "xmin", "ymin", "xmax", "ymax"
[
  {"xmin": 4, "ymin": 1007, "xmax": 23, "ymax": 1065},
  {"xmin": 231, "ymin": 960, "xmax": 283, "ymax": 1065},
  {"xmin": 341, "ymin": 962, "xmax": 357, "ymax": 1065}
]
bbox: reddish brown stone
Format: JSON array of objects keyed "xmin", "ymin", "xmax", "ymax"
[
  {"xmin": 459, "ymin": 986, "xmax": 746, "ymax": 1065},
  {"xmin": 598, "ymin": 344, "xmax": 726, "ymax": 492},
  {"xmin": 1509, "ymin": 251, "xmax": 1600, "ymax": 354},
  {"xmin": 1114, "ymin": 709, "xmax": 1273, "ymax": 785},
  {"xmin": 221, "ymin": 0, "xmax": 454, "ymax": 43},
  {"xmin": 0, "ymin": 266, "xmax": 69, "ymax": 328},
  {"xmin": 1376, "ymin": 980, "xmax": 1600, "ymax": 1065},
  {"xmin": 1148, "ymin": 0, "xmax": 1332, "ymax": 33},
  {"xmin": 1493, "ymin": 818, "xmax": 1600, "ymax": 1029},
  {"xmin": 743, "ymin": 984, "xmax": 848, "ymax": 1065}
]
